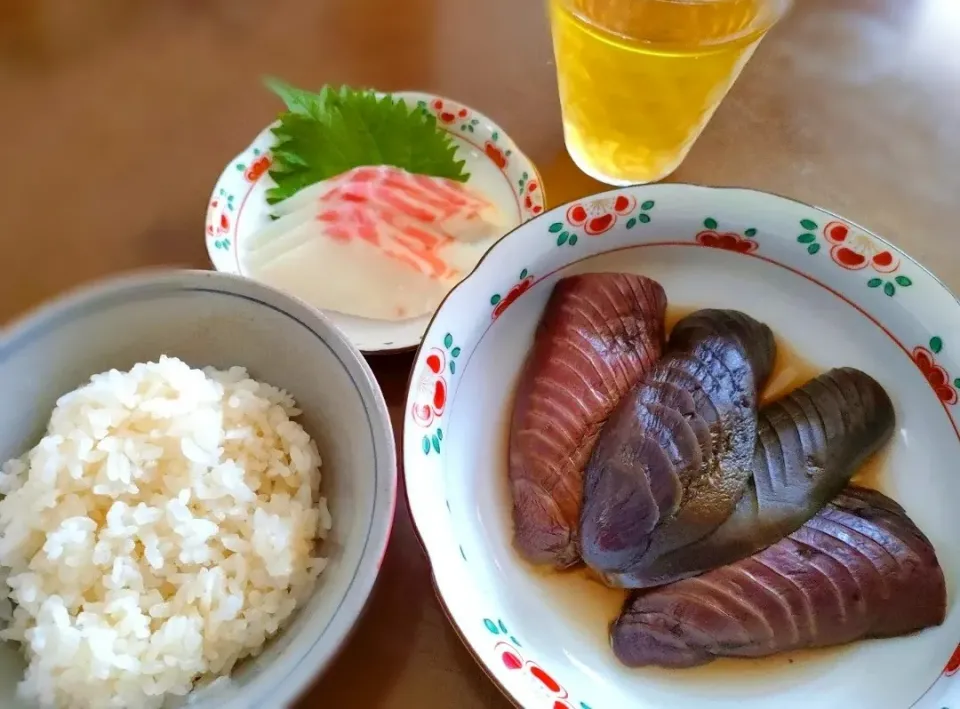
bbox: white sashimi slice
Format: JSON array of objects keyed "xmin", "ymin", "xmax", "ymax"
[
  {"xmin": 269, "ymin": 179, "xmax": 334, "ymax": 218},
  {"xmin": 243, "ymin": 165, "xmax": 510, "ymax": 322},
  {"xmin": 437, "ymin": 240, "xmax": 484, "ymax": 275},
  {"xmin": 250, "ymin": 214, "xmax": 481, "ymax": 285},
  {"xmin": 440, "ymin": 201, "xmax": 507, "ymax": 244},
  {"xmin": 243, "ymin": 207, "xmax": 317, "ymax": 258},
  {"xmin": 245, "ymin": 221, "xmax": 455, "ymax": 321},
  {"xmin": 255, "ymin": 166, "xmax": 506, "ymax": 246}
]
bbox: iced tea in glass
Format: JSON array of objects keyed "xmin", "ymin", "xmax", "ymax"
[{"xmin": 549, "ymin": 0, "xmax": 791, "ymax": 185}]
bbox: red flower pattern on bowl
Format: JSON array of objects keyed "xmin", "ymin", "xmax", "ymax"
[
  {"xmin": 494, "ymin": 641, "xmax": 570, "ymax": 702},
  {"xmin": 523, "ymin": 180, "xmax": 543, "ymax": 216},
  {"xmin": 206, "ymin": 200, "xmax": 231, "ymax": 237},
  {"xmin": 485, "ymin": 141, "xmax": 508, "ymax": 169},
  {"xmin": 493, "ymin": 275, "xmax": 534, "ymax": 320},
  {"xmin": 430, "ymin": 98, "xmax": 469, "ymax": 125},
  {"xmin": 411, "ymin": 347, "xmax": 449, "ymax": 426},
  {"xmin": 824, "ymin": 220, "xmax": 900, "ymax": 273},
  {"xmin": 566, "ymin": 194, "xmax": 637, "ymax": 236},
  {"xmin": 913, "ymin": 346, "xmax": 958, "ymax": 405},
  {"xmin": 244, "ymin": 154, "xmax": 272, "ymax": 182},
  {"xmin": 205, "ymin": 202, "xmax": 217, "ymax": 235},
  {"xmin": 421, "ymin": 95, "xmax": 542, "ymax": 225},
  {"xmin": 945, "ymin": 643, "xmax": 960, "ymax": 676},
  {"xmin": 696, "ymin": 229, "xmax": 758, "ymax": 254}
]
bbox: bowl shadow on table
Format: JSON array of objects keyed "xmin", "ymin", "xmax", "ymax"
[
  {"xmin": 536, "ymin": 138, "xmax": 695, "ymax": 208},
  {"xmin": 294, "ymin": 353, "xmax": 511, "ymax": 709}
]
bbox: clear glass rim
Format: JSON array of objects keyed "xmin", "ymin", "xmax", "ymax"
[
  {"xmin": 654, "ymin": 0, "xmax": 792, "ymax": 19},
  {"xmin": 555, "ymin": 0, "xmax": 794, "ymax": 48}
]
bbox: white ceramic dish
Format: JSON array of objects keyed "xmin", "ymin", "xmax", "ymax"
[
  {"xmin": 0, "ymin": 270, "xmax": 397, "ymax": 709},
  {"xmin": 402, "ymin": 185, "xmax": 960, "ymax": 709},
  {"xmin": 206, "ymin": 91, "xmax": 544, "ymax": 354}
]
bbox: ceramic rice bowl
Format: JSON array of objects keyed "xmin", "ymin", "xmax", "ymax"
[{"xmin": 0, "ymin": 270, "xmax": 396, "ymax": 709}]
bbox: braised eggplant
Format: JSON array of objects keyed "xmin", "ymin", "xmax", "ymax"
[
  {"xmin": 508, "ymin": 273, "xmax": 667, "ymax": 568},
  {"xmin": 607, "ymin": 368, "xmax": 896, "ymax": 588},
  {"xmin": 611, "ymin": 486, "xmax": 946, "ymax": 668},
  {"xmin": 580, "ymin": 309, "xmax": 775, "ymax": 576}
]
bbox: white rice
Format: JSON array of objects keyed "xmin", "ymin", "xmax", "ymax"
[{"xmin": 0, "ymin": 356, "xmax": 331, "ymax": 709}]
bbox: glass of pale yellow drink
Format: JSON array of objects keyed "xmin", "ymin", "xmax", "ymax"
[{"xmin": 549, "ymin": 0, "xmax": 792, "ymax": 185}]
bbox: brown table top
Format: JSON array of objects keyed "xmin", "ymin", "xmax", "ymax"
[{"xmin": 2, "ymin": 0, "xmax": 959, "ymax": 706}]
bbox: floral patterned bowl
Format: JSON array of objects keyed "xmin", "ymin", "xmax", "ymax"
[
  {"xmin": 206, "ymin": 91, "xmax": 544, "ymax": 354},
  {"xmin": 402, "ymin": 184, "xmax": 960, "ymax": 709}
]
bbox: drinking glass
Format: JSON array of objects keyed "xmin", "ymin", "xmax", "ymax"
[{"xmin": 549, "ymin": 0, "xmax": 792, "ymax": 185}]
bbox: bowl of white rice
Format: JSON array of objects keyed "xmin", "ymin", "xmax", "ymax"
[{"xmin": 0, "ymin": 270, "xmax": 396, "ymax": 709}]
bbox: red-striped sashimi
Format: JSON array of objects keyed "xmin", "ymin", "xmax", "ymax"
[
  {"xmin": 304, "ymin": 166, "xmax": 500, "ymax": 242},
  {"xmin": 247, "ymin": 166, "xmax": 504, "ymax": 279},
  {"xmin": 243, "ymin": 166, "xmax": 507, "ymax": 321}
]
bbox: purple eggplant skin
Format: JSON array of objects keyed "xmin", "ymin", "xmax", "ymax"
[
  {"xmin": 580, "ymin": 309, "xmax": 775, "ymax": 576},
  {"xmin": 509, "ymin": 273, "xmax": 668, "ymax": 570},
  {"xmin": 610, "ymin": 486, "xmax": 946, "ymax": 669},
  {"xmin": 606, "ymin": 367, "xmax": 896, "ymax": 589}
]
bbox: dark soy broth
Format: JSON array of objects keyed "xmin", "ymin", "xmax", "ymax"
[
  {"xmin": 851, "ymin": 449, "xmax": 889, "ymax": 490},
  {"xmin": 760, "ymin": 334, "xmax": 819, "ymax": 405}
]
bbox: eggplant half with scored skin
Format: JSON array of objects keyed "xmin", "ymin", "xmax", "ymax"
[
  {"xmin": 611, "ymin": 486, "xmax": 946, "ymax": 668},
  {"xmin": 580, "ymin": 309, "xmax": 776, "ymax": 576},
  {"xmin": 607, "ymin": 367, "xmax": 896, "ymax": 588},
  {"xmin": 508, "ymin": 273, "xmax": 667, "ymax": 569}
]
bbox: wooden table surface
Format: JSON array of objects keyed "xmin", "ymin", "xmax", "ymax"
[{"xmin": 2, "ymin": 0, "xmax": 959, "ymax": 706}]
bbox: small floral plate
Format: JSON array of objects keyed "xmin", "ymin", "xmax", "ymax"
[
  {"xmin": 205, "ymin": 91, "xmax": 544, "ymax": 354},
  {"xmin": 402, "ymin": 184, "xmax": 960, "ymax": 709}
]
